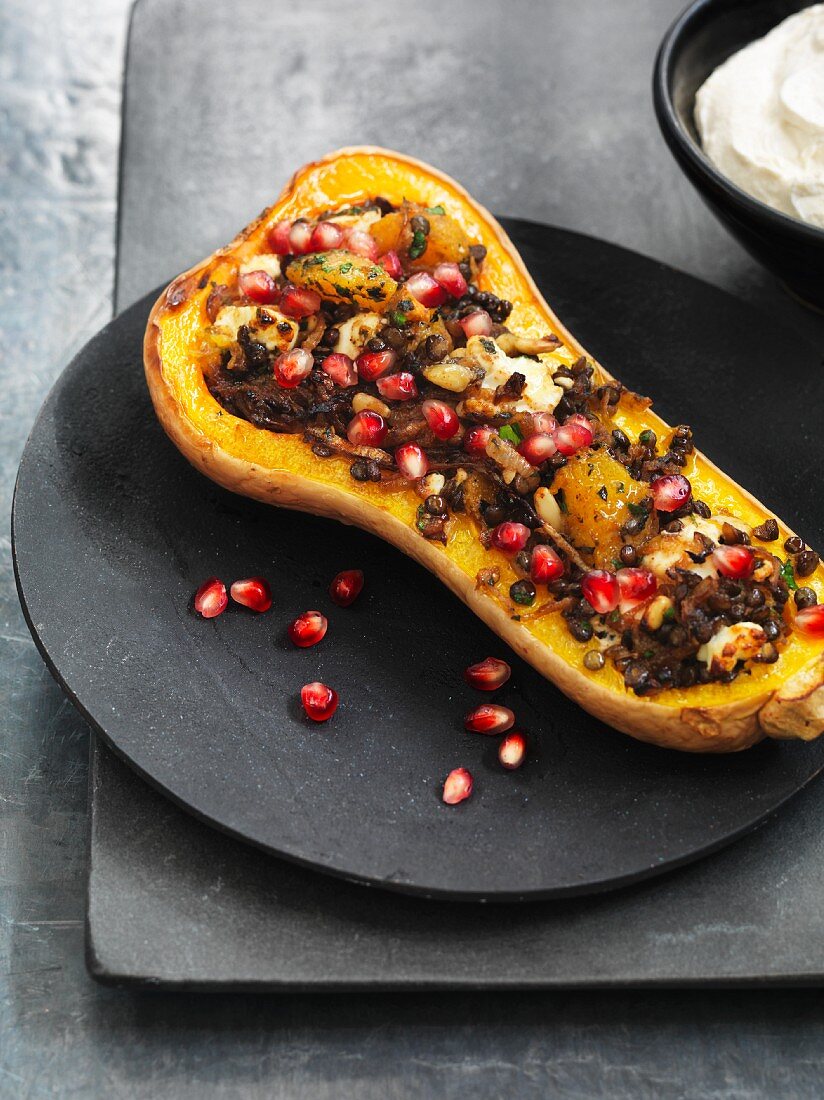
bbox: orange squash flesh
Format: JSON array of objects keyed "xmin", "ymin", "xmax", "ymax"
[{"xmin": 145, "ymin": 147, "xmax": 824, "ymax": 752}]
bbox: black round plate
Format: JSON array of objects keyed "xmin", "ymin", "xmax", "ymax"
[{"xmin": 13, "ymin": 221, "xmax": 824, "ymax": 901}]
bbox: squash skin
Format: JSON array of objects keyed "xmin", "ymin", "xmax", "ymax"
[{"xmin": 144, "ymin": 146, "xmax": 824, "ymax": 753}]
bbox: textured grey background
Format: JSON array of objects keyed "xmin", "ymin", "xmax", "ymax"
[{"xmin": 5, "ymin": 0, "xmax": 824, "ymax": 1096}]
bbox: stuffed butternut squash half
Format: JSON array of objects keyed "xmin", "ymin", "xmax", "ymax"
[{"xmin": 145, "ymin": 147, "xmax": 824, "ymax": 753}]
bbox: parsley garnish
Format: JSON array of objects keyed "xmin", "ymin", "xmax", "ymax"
[
  {"xmin": 389, "ymin": 310, "xmax": 407, "ymax": 327},
  {"xmin": 498, "ymin": 424, "xmax": 522, "ymax": 446},
  {"xmin": 780, "ymin": 559, "xmax": 798, "ymax": 591},
  {"xmin": 426, "ymin": 204, "xmax": 445, "ymax": 215}
]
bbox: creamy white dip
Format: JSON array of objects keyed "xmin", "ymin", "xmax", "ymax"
[{"xmin": 695, "ymin": 5, "xmax": 824, "ymax": 228}]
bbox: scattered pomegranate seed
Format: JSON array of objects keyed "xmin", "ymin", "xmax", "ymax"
[
  {"xmin": 489, "ymin": 522, "xmax": 530, "ymax": 554},
  {"xmin": 288, "ymin": 220, "xmax": 314, "ymax": 254},
  {"xmin": 617, "ymin": 567, "xmax": 657, "ymax": 608},
  {"xmin": 268, "ymin": 220, "xmax": 293, "ymax": 254},
  {"xmin": 229, "ymin": 576, "xmax": 272, "ymax": 612},
  {"xmin": 532, "ymin": 412, "xmax": 558, "ymax": 435},
  {"xmin": 651, "ymin": 473, "xmax": 692, "ymax": 513},
  {"xmin": 279, "ymin": 284, "xmax": 322, "ymax": 318},
  {"xmin": 345, "ymin": 229, "xmax": 379, "ymax": 261},
  {"xmin": 796, "ymin": 605, "xmax": 824, "ymax": 637},
  {"xmin": 238, "ymin": 270, "xmax": 281, "ymax": 305},
  {"xmin": 464, "ymin": 657, "xmax": 512, "ymax": 691},
  {"xmin": 581, "ymin": 570, "xmax": 620, "ymax": 614},
  {"xmin": 274, "ymin": 347, "xmax": 314, "ymax": 388},
  {"xmin": 356, "ymin": 348, "xmax": 397, "ymax": 381},
  {"xmin": 379, "ymin": 250, "xmax": 403, "ymax": 279},
  {"xmin": 712, "ymin": 545, "xmax": 755, "ymax": 578},
  {"xmin": 433, "ymin": 262, "xmax": 468, "ymax": 299},
  {"xmin": 346, "ymin": 409, "xmax": 387, "ymax": 447},
  {"xmin": 395, "ymin": 442, "xmax": 429, "ymax": 479},
  {"xmin": 405, "ymin": 271, "xmax": 448, "ymax": 308},
  {"xmin": 422, "ymin": 399, "xmax": 460, "ymax": 440},
  {"xmin": 517, "ymin": 432, "xmax": 557, "ymax": 465},
  {"xmin": 321, "ymin": 352, "xmax": 357, "ymax": 387},
  {"xmin": 329, "ymin": 569, "xmax": 364, "ymax": 607},
  {"xmin": 194, "ymin": 577, "xmax": 228, "ymax": 619},
  {"xmin": 288, "ymin": 610, "xmax": 328, "ymax": 648},
  {"xmin": 555, "ymin": 420, "xmax": 594, "ymax": 456},
  {"xmin": 499, "ymin": 731, "xmax": 527, "ymax": 770},
  {"xmin": 464, "ymin": 704, "xmax": 515, "ymax": 735},
  {"xmin": 301, "ymin": 681, "xmax": 339, "ymax": 722},
  {"xmin": 376, "ymin": 372, "xmax": 418, "ymax": 401},
  {"xmin": 459, "ymin": 310, "xmax": 493, "ymax": 338},
  {"xmin": 442, "ymin": 767, "xmax": 473, "ymax": 805},
  {"xmin": 530, "ymin": 544, "xmax": 565, "ymax": 584},
  {"xmin": 463, "ymin": 424, "xmax": 494, "ymax": 455},
  {"xmin": 310, "ymin": 221, "xmax": 345, "ymax": 251}
]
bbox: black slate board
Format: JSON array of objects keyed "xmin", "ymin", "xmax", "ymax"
[
  {"xmin": 15, "ymin": 222, "xmax": 824, "ymax": 903},
  {"xmin": 85, "ymin": 0, "xmax": 824, "ymax": 987}
]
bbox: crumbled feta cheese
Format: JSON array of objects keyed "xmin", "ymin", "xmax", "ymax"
[
  {"xmin": 334, "ymin": 312, "xmax": 383, "ymax": 359},
  {"xmin": 210, "ymin": 305, "xmax": 298, "ymax": 353},
  {"xmin": 697, "ymin": 622, "xmax": 766, "ymax": 673},
  {"xmin": 466, "ymin": 335, "xmax": 563, "ymax": 414},
  {"xmin": 239, "ymin": 253, "xmax": 282, "ymax": 281}
]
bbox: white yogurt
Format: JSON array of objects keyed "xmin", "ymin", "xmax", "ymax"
[{"xmin": 695, "ymin": 5, "xmax": 824, "ymax": 228}]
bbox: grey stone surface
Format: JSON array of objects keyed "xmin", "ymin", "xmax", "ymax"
[{"xmin": 5, "ymin": 0, "xmax": 824, "ymax": 1096}]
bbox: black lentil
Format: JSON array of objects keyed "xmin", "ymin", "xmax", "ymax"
[
  {"xmin": 795, "ymin": 587, "xmax": 818, "ymax": 609},
  {"xmin": 795, "ymin": 550, "xmax": 819, "ymax": 577},
  {"xmin": 752, "ymin": 518, "xmax": 779, "ymax": 541}
]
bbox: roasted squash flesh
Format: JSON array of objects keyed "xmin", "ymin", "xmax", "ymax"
[{"xmin": 145, "ymin": 148, "xmax": 824, "ymax": 752}]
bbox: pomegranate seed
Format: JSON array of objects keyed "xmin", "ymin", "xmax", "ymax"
[
  {"xmin": 459, "ymin": 310, "xmax": 493, "ymax": 337},
  {"xmin": 379, "ymin": 250, "xmax": 403, "ymax": 279},
  {"xmin": 463, "ymin": 424, "xmax": 494, "ymax": 455},
  {"xmin": 433, "ymin": 262, "xmax": 468, "ymax": 299},
  {"xmin": 376, "ymin": 372, "xmax": 418, "ymax": 401},
  {"xmin": 280, "ymin": 283, "xmax": 322, "ymax": 318},
  {"xmin": 464, "ymin": 704, "xmax": 515, "ymax": 735},
  {"xmin": 347, "ymin": 409, "xmax": 387, "ymax": 447},
  {"xmin": 300, "ymin": 681, "xmax": 339, "ymax": 722},
  {"xmin": 651, "ymin": 473, "xmax": 692, "ymax": 513},
  {"xmin": 464, "ymin": 657, "xmax": 512, "ymax": 691},
  {"xmin": 405, "ymin": 271, "xmax": 447, "ymax": 308},
  {"xmin": 288, "ymin": 221, "xmax": 314, "ymax": 254},
  {"xmin": 329, "ymin": 569, "xmax": 364, "ymax": 607},
  {"xmin": 345, "ymin": 229, "xmax": 379, "ymax": 261},
  {"xmin": 422, "ymin": 399, "xmax": 460, "ymax": 440},
  {"xmin": 517, "ymin": 432, "xmax": 557, "ymax": 465},
  {"xmin": 617, "ymin": 567, "xmax": 657, "ymax": 609},
  {"xmin": 193, "ymin": 577, "xmax": 228, "ymax": 619},
  {"xmin": 566, "ymin": 413, "xmax": 593, "ymax": 432},
  {"xmin": 288, "ymin": 610, "xmax": 328, "ymax": 648},
  {"xmin": 796, "ymin": 605, "xmax": 824, "ymax": 637},
  {"xmin": 499, "ymin": 731, "xmax": 527, "ymax": 770},
  {"xmin": 442, "ymin": 767, "xmax": 473, "ymax": 805},
  {"xmin": 238, "ymin": 270, "xmax": 280, "ymax": 304},
  {"xmin": 268, "ymin": 220, "xmax": 293, "ymax": 254},
  {"xmin": 356, "ymin": 348, "xmax": 397, "ymax": 381},
  {"xmin": 581, "ymin": 570, "xmax": 620, "ymax": 614},
  {"xmin": 530, "ymin": 544, "xmax": 564, "ymax": 584},
  {"xmin": 395, "ymin": 442, "xmax": 429, "ymax": 479},
  {"xmin": 555, "ymin": 421, "xmax": 594, "ymax": 456},
  {"xmin": 532, "ymin": 412, "xmax": 558, "ymax": 435},
  {"xmin": 712, "ymin": 545, "xmax": 755, "ymax": 578},
  {"xmin": 229, "ymin": 576, "xmax": 272, "ymax": 612},
  {"xmin": 274, "ymin": 347, "xmax": 314, "ymax": 388},
  {"xmin": 310, "ymin": 221, "xmax": 345, "ymax": 251},
  {"xmin": 490, "ymin": 522, "xmax": 530, "ymax": 554},
  {"xmin": 321, "ymin": 352, "xmax": 357, "ymax": 387}
]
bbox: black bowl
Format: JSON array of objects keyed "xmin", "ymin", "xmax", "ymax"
[{"xmin": 653, "ymin": 0, "xmax": 824, "ymax": 310}]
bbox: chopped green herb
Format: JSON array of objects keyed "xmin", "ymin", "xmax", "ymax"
[
  {"xmin": 612, "ymin": 558, "xmax": 623, "ymax": 570},
  {"xmin": 639, "ymin": 429, "xmax": 655, "ymax": 445},
  {"xmin": 597, "ymin": 485, "xmax": 608, "ymax": 501},
  {"xmin": 663, "ymin": 607, "xmax": 676, "ymax": 623},
  {"xmin": 426, "ymin": 204, "xmax": 445, "ymax": 215},
  {"xmin": 415, "ymin": 505, "xmax": 428, "ymax": 533},
  {"xmin": 498, "ymin": 424, "xmax": 523, "ymax": 446},
  {"xmin": 409, "ymin": 230, "xmax": 428, "ymax": 259},
  {"xmin": 780, "ymin": 559, "xmax": 798, "ymax": 591},
  {"xmin": 389, "ymin": 310, "xmax": 407, "ymax": 327},
  {"xmin": 608, "ymin": 609, "xmax": 621, "ymax": 624},
  {"xmin": 643, "ymin": 649, "xmax": 654, "ymax": 659},
  {"xmin": 339, "ymin": 261, "xmax": 353, "ymax": 274},
  {"xmin": 628, "ymin": 501, "xmax": 648, "ymax": 517}
]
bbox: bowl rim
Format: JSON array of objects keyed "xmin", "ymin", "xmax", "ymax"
[{"xmin": 653, "ymin": 0, "xmax": 824, "ymax": 246}]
